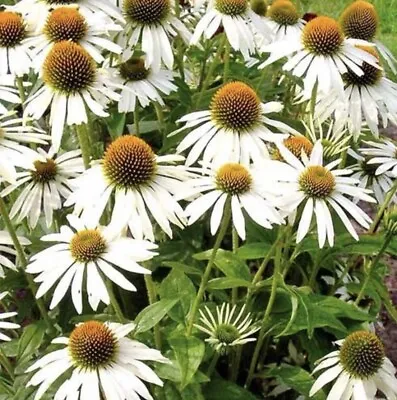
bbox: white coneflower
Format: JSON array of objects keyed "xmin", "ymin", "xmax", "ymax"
[
  {"xmin": 27, "ymin": 320, "xmax": 168, "ymax": 400},
  {"xmin": 177, "ymin": 162, "xmax": 283, "ymax": 240},
  {"xmin": 113, "ymin": 57, "xmax": 177, "ymax": 112},
  {"xmin": 310, "ymin": 331, "xmax": 397, "ymax": 400},
  {"xmin": 260, "ymin": 16, "xmax": 380, "ymax": 98},
  {"xmin": 0, "ymin": 11, "xmax": 32, "ymax": 77},
  {"xmin": 24, "ymin": 6, "xmax": 122, "ymax": 70},
  {"xmin": 340, "ymin": 0, "xmax": 397, "ymax": 74},
  {"xmin": 349, "ymin": 148, "xmax": 396, "ymax": 205},
  {"xmin": 0, "ymin": 75, "xmax": 21, "ymax": 114},
  {"xmin": 191, "ymin": 0, "xmax": 271, "ymax": 59},
  {"xmin": 26, "ymin": 215, "xmax": 157, "ymax": 313},
  {"xmin": 0, "ymin": 292, "xmax": 20, "ymax": 341},
  {"xmin": 265, "ymin": 0, "xmax": 305, "ymax": 43},
  {"xmin": 172, "ymin": 81, "xmax": 297, "ymax": 166},
  {"xmin": 303, "ymin": 117, "xmax": 352, "ymax": 159},
  {"xmin": 0, "ymin": 148, "xmax": 84, "ymax": 229},
  {"xmin": 122, "ymin": 0, "xmax": 191, "ymax": 72},
  {"xmin": 0, "ymin": 231, "xmax": 31, "ymax": 278},
  {"xmin": 24, "ymin": 41, "xmax": 120, "ymax": 151},
  {"xmin": 65, "ymin": 135, "xmax": 188, "ymax": 241},
  {"xmin": 194, "ymin": 303, "xmax": 260, "ymax": 353},
  {"xmin": 267, "ymin": 141, "xmax": 375, "ymax": 248},
  {"xmin": 359, "ymin": 140, "xmax": 397, "ymax": 177},
  {"xmin": 9, "ymin": 0, "xmax": 124, "ymax": 33},
  {"xmin": 316, "ymin": 46, "xmax": 397, "ymax": 138},
  {"xmin": 0, "ymin": 113, "xmax": 50, "ymax": 184}
]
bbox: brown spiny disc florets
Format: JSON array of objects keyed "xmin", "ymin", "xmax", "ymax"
[
  {"xmin": 70, "ymin": 230, "xmax": 107, "ymax": 263},
  {"xmin": 211, "ymin": 82, "xmax": 261, "ymax": 131},
  {"xmin": 0, "ymin": 11, "xmax": 26, "ymax": 48},
  {"xmin": 31, "ymin": 159, "xmax": 58, "ymax": 183},
  {"xmin": 119, "ymin": 57, "xmax": 150, "ymax": 81},
  {"xmin": 268, "ymin": 0, "xmax": 299, "ymax": 26},
  {"xmin": 103, "ymin": 135, "xmax": 157, "ymax": 189},
  {"xmin": 216, "ymin": 163, "xmax": 252, "ymax": 195},
  {"xmin": 340, "ymin": 0, "xmax": 378, "ymax": 41},
  {"xmin": 344, "ymin": 46, "xmax": 382, "ymax": 86},
  {"xmin": 274, "ymin": 136, "xmax": 313, "ymax": 160},
  {"xmin": 69, "ymin": 321, "xmax": 117, "ymax": 369},
  {"xmin": 302, "ymin": 16, "xmax": 344, "ymax": 56},
  {"xmin": 215, "ymin": 0, "xmax": 248, "ymax": 16},
  {"xmin": 299, "ymin": 165, "xmax": 335, "ymax": 198},
  {"xmin": 43, "ymin": 41, "xmax": 96, "ymax": 94},
  {"xmin": 123, "ymin": 0, "xmax": 171, "ymax": 25},
  {"xmin": 339, "ymin": 331, "xmax": 385, "ymax": 379},
  {"xmin": 44, "ymin": 7, "xmax": 88, "ymax": 43}
]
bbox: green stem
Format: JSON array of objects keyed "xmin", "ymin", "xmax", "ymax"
[
  {"xmin": 144, "ymin": 274, "xmax": 162, "ymax": 350},
  {"xmin": 329, "ymin": 261, "xmax": 351, "ymax": 295},
  {"xmin": 0, "ymin": 198, "xmax": 54, "ymax": 333},
  {"xmin": 195, "ymin": 35, "xmax": 227, "ymax": 108},
  {"xmin": 309, "ymin": 80, "xmax": 319, "ymax": 117},
  {"xmin": 369, "ymin": 179, "xmax": 397, "ymax": 234},
  {"xmin": 256, "ymin": 68, "xmax": 267, "ymax": 91},
  {"xmin": 198, "ymin": 43, "xmax": 210, "ymax": 90},
  {"xmin": 105, "ymin": 280, "xmax": 126, "ymax": 323},
  {"xmin": 15, "ymin": 77, "xmax": 26, "ymax": 105},
  {"xmin": 231, "ymin": 346, "xmax": 242, "ymax": 382},
  {"xmin": 154, "ymin": 102, "xmax": 166, "ymax": 143},
  {"xmin": 186, "ymin": 201, "xmax": 232, "ymax": 335},
  {"xmin": 308, "ymin": 254, "xmax": 321, "ymax": 289},
  {"xmin": 223, "ymin": 40, "xmax": 230, "ymax": 83},
  {"xmin": 0, "ymin": 348, "xmax": 14, "ymax": 380},
  {"xmin": 134, "ymin": 103, "xmax": 140, "ymax": 136},
  {"xmin": 207, "ymin": 352, "xmax": 220, "ymax": 377},
  {"xmin": 245, "ymin": 236, "xmax": 284, "ymax": 388},
  {"xmin": 75, "ymin": 124, "xmax": 91, "ymax": 169},
  {"xmin": 231, "ymin": 227, "xmax": 239, "ymax": 305},
  {"xmin": 247, "ymin": 231, "xmax": 284, "ymax": 301},
  {"xmin": 355, "ymin": 234, "xmax": 392, "ymax": 305}
]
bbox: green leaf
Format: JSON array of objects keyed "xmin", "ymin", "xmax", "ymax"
[
  {"xmin": 207, "ymin": 277, "xmax": 253, "ymax": 290},
  {"xmin": 295, "ymin": 288, "xmax": 314, "ymax": 338},
  {"xmin": 194, "ymin": 249, "xmax": 251, "ymax": 281},
  {"xmin": 276, "ymin": 283, "xmax": 299, "ymax": 338},
  {"xmin": 236, "ymin": 242, "xmax": 272, "ymax": 259},
  {"xmin": 159, "ymin": 270, "xmax": 196, "ymax": 324},
  {"xmin": 104, "ymin": 111, "xmax": 126, "ymax": 139},
  {"xmin": 162, "ymin": 261, "xmax": 202, "ymax": 276},
  {"xmin": 268, "ymin": 290, "xmax": 370, "ymax": 336},
  {"xmin": 135, "ymin": 299, "xmax": 179, "ymax": 333},
  {"xmin": 371, "ymin": 277, "xmax": 397, "ymax": 323},
  {"xmin": 168, "ymin": 335, "xmax": 205, "ymax": 389},
  {"xmin": 203, "ymin": 379, "xmax": 259, "ymax": 400},
  {"xmin": 260, "ymin": 364, "xmax": 326, "ymax": 400},
  {"xmin": 16, "ymin": 322, "xmax": 46, "ymax": 366},
  {"xmin": 156, "ymin": 359, "xmax": 209, "ymax": 384}
]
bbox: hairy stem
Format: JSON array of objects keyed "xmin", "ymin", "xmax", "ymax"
[
  {"xmin": 144, "ymin": 274, "xmax": 162, "ymax": 350},
  {"xmin": 75, "ymin": 123, "xmax": 91, "ymax": 169},
  {"xmin": 245, "ymin": 234, "xmax": 284, "ymax": 388},
  {"xmin": 355, "ymin": 233, "xmax": 392, "ymax": 306},
  {"xmin": 186, "ymin": 201, "xmax": 231, "ymax": 335}
]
